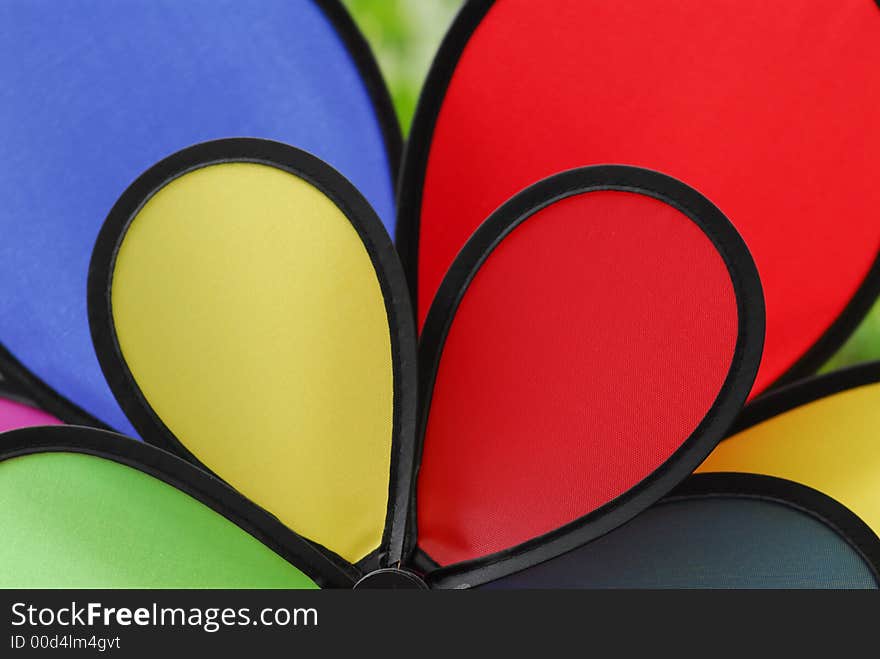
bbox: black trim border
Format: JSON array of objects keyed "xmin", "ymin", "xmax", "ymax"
[
  {"xmin": 0, "ymin": 345, "xmax": 112, "ymax": 430},
  {"xmin": 731, "ymin": 360, "xmax": 880, "ymax": 436},
  {"xmin": 0, "ymin": 425, "xmax": 358, "ymax": 588},
  {"xmin": 314, "ymin": 0, "xmax": 403, "ymax": 183},
  {"xmin": 669, "ymin": 473, "xmax": 880, "ymax": 586},
  {"xmin": 769, "ymin": 262, "xmax": 880, "ymax": 391},
  {"xmin": 0, "ymin": 379, "xmax": 39, "ymax": 409},
  {"xmin": 87, "ymin": 138, "xmax": 418, "ymax": 569},
  {"xmin": 413, "ymin": 165, "xmax": 766, "ymax": 589},
  {"xmin": 395, "ymin": 0, "xmax": 493, "ymax": 304},
  {"xmin": 0, "ymin": 0, "xmax": 403, "ymax": 434},
  {"xmin": 395, "ymin": 0, "xmax": 880, "ymax": 393},
  {"xmin": 478, "ymin": 472, "xmax": 880, "ymax": 588}
]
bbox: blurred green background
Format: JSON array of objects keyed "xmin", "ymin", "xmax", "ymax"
[
  {"xmin": 343, "ymin": 0, "xmax": 880, "ymax": 374},
  {"xmin": 343, "ymin": 0, "xmax": 462, "ymax": 134}
]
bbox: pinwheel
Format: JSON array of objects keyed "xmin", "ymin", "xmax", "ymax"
[
  {"xmin": 2, "ymin": 0, "xmax": 879, "ymax": 589},
  {"xmin": 2, "ymin": 136, "xmax": 764, "ymax": 587}
]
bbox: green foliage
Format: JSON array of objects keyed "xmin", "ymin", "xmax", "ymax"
[{"xmin": 343, "ymin": 0, "xmax": 461, "ymax": 134}]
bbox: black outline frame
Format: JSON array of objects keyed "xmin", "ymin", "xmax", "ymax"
[
  {"xmin": 483, "ymin": 472, "xmax": 880, "ymax": 588},
  {"xmin": 411, "ymin": 165, "xmax": 765, "ymax": 589},
  {"xmin": 669, "ymin": 473, "xmax": 880, "ymax": 586},
  {"xmin": 0, "ymin": 425, "xmax": 358, "ymax": 588},
  {"xmin": 729, "ymin": 359, "xmax": 880, "ymax": 436},
  {"xmin": 0, "ymin": 0, "xmax": 403, "ymax": 433},
  {"xmin": 395, "ymin": 0, "xmax": 494, "ymax": 303},
  {"xmin": 87, "ymin": 138, "xmax": 418, "ymax": 569},
  {"xmin": 0, "ymin": 379, "xmax": 39, "ymax": 409},
  {"xmin": 0, "ymin": 346, "xmax": 111, "ymax": 430},
  {"xmin": 314, "ymin": 0, "xmax": 403, "ymax": 180},
  {"xmin": 395, "ymin": 0, "xmax": 880, "ymax": 392}
]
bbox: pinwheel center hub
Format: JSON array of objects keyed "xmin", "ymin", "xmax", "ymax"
[{"xmin": 354, "ymin": 568, "xmax": 428, "ymax": 590}]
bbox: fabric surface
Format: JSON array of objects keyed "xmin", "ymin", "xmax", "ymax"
[
  {"xmin": 483, "ymin": 496, "xmax": 877, "ymax": 589},
  {"xmin": 110, "ymin": 162, "xmax": 394, "ymax": 564},
  {"xmin": 0, "ymin": 397, "xmax": 61, "ymax": 433},
  {"xmin": 700, "ymin": 381, "xmax": 880, "ymax": 536},
  {"xmin": 417, "ymin": 191, "xmax": 738, "ymax": 565},
  {"xmin": 0, "ymin": 0, "xmax": 395, "ymax": 434},
  {"xmin": 413, "ymin": 0, "xmax": 880, "ymax": 397},
  {"xmin": 0, "ymin": 452, "xmax": 317, "ymax": 588}
]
